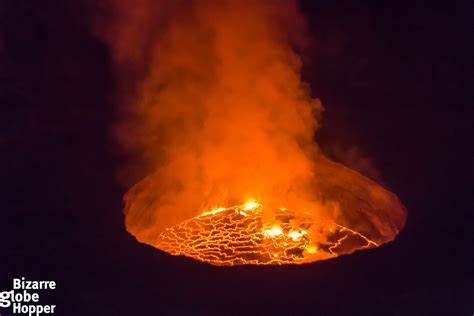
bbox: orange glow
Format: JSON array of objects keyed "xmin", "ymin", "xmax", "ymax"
[
  {"xmin": 98, "ymin": 0, "xmax": 407, "ymax": 265},
  {"xmin": 263, "ymin": 226, "xmax": 284, "ymax": 237},
  {"xmin": 243, "ymin": 201, "xmax": 261, "ymax": 211},
  {"xmin": 287, "ymin": 229, "xmax": 307, "ymax": 240},
  {"xmin": 199, "ymin": 207, "xmax": 227, "ymax": 218}
]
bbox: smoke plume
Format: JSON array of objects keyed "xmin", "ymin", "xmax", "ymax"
[{"xmin": 96, "ymin": 0, "xmax": 405, "ymax": 246}]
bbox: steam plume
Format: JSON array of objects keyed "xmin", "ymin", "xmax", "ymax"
[{"xmin": 96, "ymin": 0, "xmax": 406, "ymax": 246}]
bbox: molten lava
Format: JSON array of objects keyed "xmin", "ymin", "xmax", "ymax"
[{"xmin": 156, "ymin": 201, "xmax": 377, "ymax": 266}]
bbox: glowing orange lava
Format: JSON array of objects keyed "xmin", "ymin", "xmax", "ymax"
[{"xmin": 155, "ymin": 201, "xmax": 378, "ymax": 266}]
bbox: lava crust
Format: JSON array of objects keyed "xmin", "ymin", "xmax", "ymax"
[{"xmin": 155, "ymin": 203, "xmax": 377, "ymax": 266}]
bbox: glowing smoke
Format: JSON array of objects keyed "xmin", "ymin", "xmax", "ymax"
[{"xmin": 95, "ymin": 0, "xmax": 406, "ymax": 248}]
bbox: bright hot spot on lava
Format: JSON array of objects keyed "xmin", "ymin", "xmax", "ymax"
[{"xmin": 156, "ymin": 201, "xmax": 377, "ymax": 266}]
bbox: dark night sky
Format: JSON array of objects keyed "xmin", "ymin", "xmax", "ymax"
[{"xmin": 1, "ymin": 0, "xmax": 473, "ymax": 315}]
